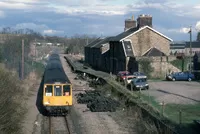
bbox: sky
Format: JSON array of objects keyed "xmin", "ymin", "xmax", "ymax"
[{"xmin": 0, "ymin": 0, "xmax": 199, "ymax": 41}]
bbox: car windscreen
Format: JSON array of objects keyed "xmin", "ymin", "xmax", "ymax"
[
  {"xmin": 135, "ymin": 78, "xmax": 146, "ymax": 83},
  {"xmin": 133, "ymin": 72, "xmax": 144, "ymax": 76}
]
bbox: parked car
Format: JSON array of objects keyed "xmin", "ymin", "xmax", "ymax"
[
  {"xmin": 117, "ymin": 71, "xmax": 130, "ymax": 81},
  {"xmin": 132, "ymin": 72, "xmax": 147, "ymax": 79},
  {"xmin": 166, "ymin": 71, "xmax": 195, "ymax": 81},
  {"xmin": 131, "ymin": 78, "xmax": 149, "ymax": 90}
]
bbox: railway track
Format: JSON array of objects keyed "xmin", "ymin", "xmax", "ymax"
[{"xmin": 48, "ymin": 116, "xmax": 71, "ymax": 134}]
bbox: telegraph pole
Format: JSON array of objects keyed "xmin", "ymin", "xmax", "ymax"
[
  {"xmin": 189, "ymin": 26, "xmax": 192, "ymax": 72},
  {"xmin": 21, "ymin": 39, "xmax": 24, "ymax": 80},
  {"xmin": 35, "ymin": 39, "xmax": 36, "ymax": 62},
  {"xmin": 86, "ymin": 37, "xmax": 88, "ymax": 46}
]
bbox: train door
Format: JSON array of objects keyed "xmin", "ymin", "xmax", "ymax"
[{"xmin": 53, "ymin": 85, "xmax": 63, "ymax": 105}]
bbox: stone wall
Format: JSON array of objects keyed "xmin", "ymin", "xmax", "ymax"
[
  {"xmin": 128, "ymin": 27, "xmax": 171, "ymax": 56},
  {"xmin": 151, "ymin": 61, "xmax": 180, "ymax": 78},
  {"xmin": 137, "ymin": 56, "xmax": 180, "ymax": 78}
]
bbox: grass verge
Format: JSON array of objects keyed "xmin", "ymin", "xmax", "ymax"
[{"xmin": 140, "ymin": 93, "xmax": 200, "ymax": 124}]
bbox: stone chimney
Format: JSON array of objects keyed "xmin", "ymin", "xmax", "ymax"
[
  {"xmin": 124, "ymin": 15, "xmax": 137, "ymax": 31},
  {"xmin": 137, "ymin": 14, "xmax": 152, "ymax": 28}
]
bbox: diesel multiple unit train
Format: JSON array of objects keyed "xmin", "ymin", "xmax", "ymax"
[{"xmin": 42, "ymin": 53, "xmax": 72, "ymax": 115}]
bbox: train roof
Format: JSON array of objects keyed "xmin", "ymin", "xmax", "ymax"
[
  {"xmin": 43, "ymin": 68, "xmax": 70, "ymax": 84},
  {"xmin": 45, "ymin": 60, "xmax": 63, "ymax": 70},
  {"xmin": 43, "ymin": 53, "xmax": 71, "ymax": 84},
  {"xmin": 48, "ymin": 54, "xmax": 60, "ymax": 61}
]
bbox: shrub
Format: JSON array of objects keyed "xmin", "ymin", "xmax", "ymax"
[
  {"xmin": 0, "ymin": 66, "xmax": 26, "ymax": 133},
  {"xmin": 138, "ymin": 58, "xmax": 154, "ymax": 78}
]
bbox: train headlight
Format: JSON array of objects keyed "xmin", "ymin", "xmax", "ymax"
[{"xmin": 44, "ymin": 102, "xmax": 50, "ymax": 105}]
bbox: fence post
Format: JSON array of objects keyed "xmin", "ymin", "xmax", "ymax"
[
  {"xmin": 124, "ymin": 79, "xmax": 127, "ymax": 87},
  {"xmin": 139, "ymin": 87, "xmax": 141, "ymax": 99},
  {"xmin": 161, "ymin": 101, "xmax": 165, "ymax": 116},
  {"xmin": 131, "ymin": 83, "xmax": 133, "ymax": 91},
  {"xmin": 179, "ymin": 110, "xmax": 182, "ymax": 125},
  {"xmin": 148, "ymin": 89, "xmax": 150, "ymax": 106}
]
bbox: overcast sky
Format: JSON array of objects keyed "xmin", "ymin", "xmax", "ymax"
[{"xmin": 0, "ymin": 0, "xmax": 199, "ymax": 41}]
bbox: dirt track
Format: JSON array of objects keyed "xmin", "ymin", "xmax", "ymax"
[{"xmin": 60, "ymin": 54, "xmax": 135, "ymax": 134}]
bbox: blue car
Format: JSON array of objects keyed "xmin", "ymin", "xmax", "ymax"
[
  {"xmin": 166, "ymin": 72, "xmax": 195, "ymax": 81},
  {"xmin": 133, "ymin": 72, "xmax": 147, "ymax": 79},
  {"xmin": 131, "ymin": 78, "xmax": 149, "ymax": 90}
]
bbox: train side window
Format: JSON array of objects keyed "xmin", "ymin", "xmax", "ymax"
[
  {"xmin": 63, "ymin": 85, "xmax": 70, "ymax": 96},
  {"xmin": 45, "ymin": 85, "xmax": 52, "ymax": 96},
  {"xmin": 54, "ymin": 85, "xmax": 62, "ymax": 96}
]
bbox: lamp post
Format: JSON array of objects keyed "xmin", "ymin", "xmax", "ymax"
[{"xmin": 189, "ymin": 26, "xmax": 192, "ymax": 72}]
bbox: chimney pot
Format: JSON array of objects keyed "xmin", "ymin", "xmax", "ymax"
[
  {"xmin": 124, "ymin": 15, "xmax": 137, "ymax": 31},
  {"xmin": 137, "ymin": 14, "xmax": 153, "ymax": 28}
]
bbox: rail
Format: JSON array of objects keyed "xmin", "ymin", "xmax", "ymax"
[
  {"xmin": 49, "ymin": 117, "xmax": 52, "ymax": 134},
  {"xmin": 64, "ymin": 116, "xmax": 71, "ymax": 134},
  {"xmin": 48, "ymin": 116, "xmax": 71, "ymax": 134}
]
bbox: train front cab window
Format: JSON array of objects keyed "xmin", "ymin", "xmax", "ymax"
[
  {"xmin": 54, "ymin": 85, "xmax": 62, "ymax": 96},
  {"xmin": 45, "ymin": 85, "xmax": 52, "ymax": 96},
  {"xmin": 63, "ymin": 85, "xmax": 71, "ymax": 96}
]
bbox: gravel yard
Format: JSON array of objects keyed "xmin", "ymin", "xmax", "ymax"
[
  {"xmin": 142, "ymin": 81, "xmax": 200, "ymax": 104},
  {"xmin": 62, "ymin": 54, "xmax": 200, "ymax": 133},
  {"xmin": 60, "ymin": 54, "xmax": 136, "ymax": 134}
]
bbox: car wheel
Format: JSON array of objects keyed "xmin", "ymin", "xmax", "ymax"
[
  {"xmin": 188, "ymin": 78, "xmax": 192, "ymax": 81},
  {"xmin": 172, "ymin": 78, "xmax": 176, "ymax": 81}
]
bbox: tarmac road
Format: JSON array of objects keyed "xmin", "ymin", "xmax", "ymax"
[{"xmin": 142, "ymin": 81, "xmax": 200, "ymax": 104}]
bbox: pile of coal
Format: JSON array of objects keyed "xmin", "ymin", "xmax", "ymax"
[
  {"xmin": 76, "ymin": 90, "xmax": 101, "ymax": 104},
  {"xmin": 76, "ymin": 90, "xmax": 120, "ymax": 112}
]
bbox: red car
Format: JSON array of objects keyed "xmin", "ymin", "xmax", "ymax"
[{"xmin": 117, "ymin": 71, "xmax": 131, "ymax": 81}]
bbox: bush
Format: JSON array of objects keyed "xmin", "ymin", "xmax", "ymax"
[
  {"xmin": 0, "ymin": 66, "xmax": 26, "ymax": 133},
  {"xmin": 138, "ymin": 58, "xmax": 154, "ymax": 78}
]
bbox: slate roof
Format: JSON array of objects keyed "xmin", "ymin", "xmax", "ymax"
[
  {"xmin": 170, "ymin": 41, "xmax": 186, "ymax": 44},
  {"xmin": 185, "ymin": 41, "xmax": 200, "ymax": 48},
  {"xmin": 143, "ymin": 47, "xmax": 166, "ymax": 56},
  {"xmin": 111, "ymin": 27, "xmax": 138, "ymax": 41},
  {"xmin": 170, "ymin": 42, "xmax": 186, "ymax": 47},
  {"xmin": 92, "ymin": 36, "xmax": 113, "ymax": 48},
  {"xmin": 85, "ymin": 38, "xmax": 103, "ymax": 47},
  {"xmin": 170, "ymin": 46, "xmax": 185, "ymax": 49},
  {"xmin": 170, "ymin": 42, "xmax": 185, "ymax": 49}
]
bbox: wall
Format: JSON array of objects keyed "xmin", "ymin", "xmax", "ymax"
[
  {"xmin": 128, "ymin": 28, "xmax": 171, "ymax": 56},
  {"xmin": 136, "ymin": 56, "xmax": 180, "ymax": 78},
  {"xmin": 100, "ymin": 51, "xmax": 110, "ymax": 72},
  {"xmin": 110, "ymin": 41, "xmax": 126, "ymax": 74},
  {"xmin": 170, "ymin": 49, "xmax": 185, "ymax": 55},
  {"xmin": 185, "ymin": 48, "xmax": 200, "ymax": 56},
  {"xmin": 84, "ymin": 47, "xmax": 89, "ymax": 64}
]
